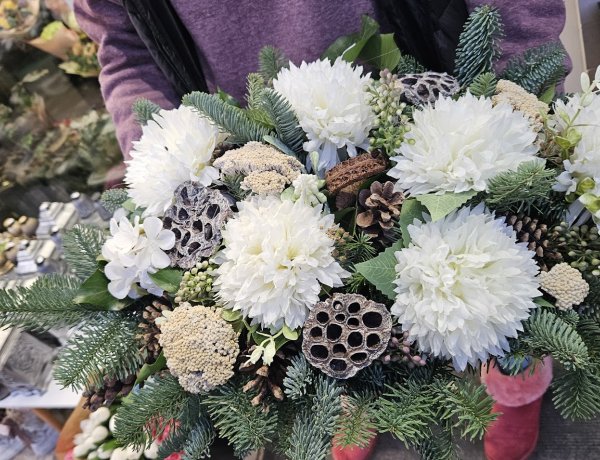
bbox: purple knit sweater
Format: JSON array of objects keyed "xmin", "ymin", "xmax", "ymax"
[{"xmin": 74, "ymin": 0, "xmax": 567, "ymax": 158}]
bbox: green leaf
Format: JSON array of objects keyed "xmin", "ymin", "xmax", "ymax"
[
  {"xmin": 73, "ymin": 269, "xmax": 130, "ymax": 311},
  {"xmin": 398, "ymin": 199, "xmax": 426, "ymax": 246},
  {"xmin": 263, "ymin": 134, "xmax": 296, "ymax": 157},
  {"xmin": 359, "ymin": 33, "xmax": 402, "ymax": 71},
  {"xmin": 341, "ymin": 15, "xmax": 380, "ymax": 62},
  {"xmin": 322, "ymin": 34, "xmax": 358, "ymax": 61},
  {"xmin": 355, "ymin": 241, "xmax": 404, "ymax": 300},
  {"xmin": 534, "ymin": 297, "xmax": 555, "ymax": 308},
  {"xmin": 221, "ymin": 308, "xmax": 243, "ymax": 322},
  {"xmin": 416, "ymin": 191, "xmax": 477, "ymax": 222},
  {"xmin": 148, "ymin": 268, "xmax": 183, "ymax": 294},
  {"xmin": 282, "ymin": 325, "xmax": 300, "ymax": 341},
  {"xmin": 539, "ymin": 85, "xmax": 556, "ymax": 104},
  {"xmin": 136, "ymin": 351, "xmax": 167, "ymax": 385}
]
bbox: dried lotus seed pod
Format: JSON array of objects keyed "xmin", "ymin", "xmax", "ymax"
[
  {"xmin": 302, "ymin": 293, "xmax": 392, "ymax": 379},
  {"xmin": 163, "ymin": 181, "xmax": 234, "ymax": 269}
]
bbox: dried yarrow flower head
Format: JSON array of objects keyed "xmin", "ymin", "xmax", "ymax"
[
  {"xmin": 213, "ymin": 141, "xmax": 303, "ymax": 195},
  {"xmin": 157, "ymin": 303, "xmax": 239, "ymax": 393},
  {"xmin": 539, "ymin": 262, "xmax": 589, "ymax": 310},
  {"xmin": 492, "ymin": 79, "xmax": 549, "ymax": 132}
]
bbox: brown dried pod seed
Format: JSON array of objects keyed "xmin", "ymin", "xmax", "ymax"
[
  {"xmin": 163, "ymin": 181, "xmax": 234, "ymax": 268},
  {"xmin": 302, "ymin": 293, "xmax": 392, "ymax": 379},
  {"xmin": 396, "ymin": 71, "xmax": 460, "ymax": 105},
  {"xmin": 325, "ymin": 151, "xmax": 388, "ymax": 195}
]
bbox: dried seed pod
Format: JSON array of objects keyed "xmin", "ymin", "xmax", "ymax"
[
  {"xmin": 302, "ymin": 293, "xmax": 392, "ymax": 379},
  {"xmin": 163, "ymin": 181, "xmax": 234, "ymax": 268},
  {"xmin": 325, "ymin": 151, "xmax": 388, "ymax": 195},
  {"xmin": 396, "ymin": 72, "xmax": 460, "ymax": 105}
]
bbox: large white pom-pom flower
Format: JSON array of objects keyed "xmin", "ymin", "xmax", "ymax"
[
  {"xmin": 391, "ymin": 205, "xmax": 540, "ymax": 370},
  {"xmin": 125, "ymin": 105, "xmax": 220, "ymax": 216},
  {"xmin": 273, "ymin": 58, "xmax": 375, "ymax": 173},
  {"xmin": 388, "ymin": 93, "xmax": 538, "ymax": 195},
  {"xmin": 214, "ymin": 196, "xmax": 349, "ymax": 329}
]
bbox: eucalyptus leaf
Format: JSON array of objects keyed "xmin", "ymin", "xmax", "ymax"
[
  {"xmin": 416, "ymin": 191, "xmax": 477, "ymax": 222},
  {"xmin": 148, "ymin": 268, "xmax": 183, "ymax": 294},
  {"xmin": 73, "ymin": 269, "xmax": 130, "ymax": 311},
  {"xmin": 398, "ymin": 198, "xmax": 426, "ymax": 246},
  {"xmin": 355, "ymin": 241, "xmax": 404, "ymax": 300}
]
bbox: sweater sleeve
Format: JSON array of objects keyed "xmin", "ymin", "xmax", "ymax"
[{"xmin": 74, "ymin": 0, "xmax": 180, "ymax": 159}]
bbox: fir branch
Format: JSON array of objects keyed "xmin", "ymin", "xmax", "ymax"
[
  {"xmin": 552, "ymin": 365, "xmax": 600, "ymax": 420},
  {"xmin": 334, "ymin": 393, "xmax": 376, "ymax": 448},
  {"xmin": 259, "ymin": 46, "xmax": 288, "ymax": 84},
  {"xmin": 434, "ymin": 380, "xmax": 496, "ymax": 441},
  {"xmin": 372, "ymin": 381, "xmax": 436, "ymax": 447},
  {"xmin": 132, "ymin": 98, "xmax": 161, "ymax": 126},
  {"xmin": 246, "ymin": 73, "xmax": 266, "ymax": 110},
  {"xmin": 396, "ymin": 54, "xmax": 425, "ymax": 75},
  {"xmin": 54, "ymin": 312, "xmax": 144, "ymax": 391},
  {"xmin": 221, "ymin": 174, "xmax": 251, "ymax": 201},
  {"xmin": 524, "ymin": 308, "xmax": 590, "ymax": 371},
  {"xmin": 63, "ymin": 225, "xmax": 105, "ymax": 280},
  {"xmin": 454, "ymin": 5, "xmax": 504, "ymax": 86},
  {"xmin": 114, "ymin": 373, "xmax": 190, "ymax": 448},
  {"xmin": 100, "ymin": 189, "xmax": 129, "ymax": 214},
  {"xmin": 485, "ymin": 161, "xmax": 558, "ymax": 216},
  {"xmin": 468, "ymin": 72, "xmax": 497, "ymax": 98},
  {"xmin": 260, "ymin": 89, "xmax": 305, "ymax": 155},
  {"xmin": 0, "ymin": 274, "xmax": 98, "ymax": 331},
  {"xmin": 417, "ymin": 426, "xmax": 457, "ymax": 460},
  {"xmin": 182, "ymin": 417, "xmax": 215, "ymax": 460},
  {"xmin": 203, "ymin": 379, "xmax": 278, "ymax": 458},
  {"xmin": 501, "ymin": 43, "xmax": 567, "ymax": 96},
  {"xmin": 182, "ymin": 92, "xmax": 273, "ymax": 144},
  {"xmin": 285, "ymin": 376, "xmax": 342, "ymax": 460},
  {"xmin": 283, "ymin": 354, "xmax": 314, "ymax": 400}
]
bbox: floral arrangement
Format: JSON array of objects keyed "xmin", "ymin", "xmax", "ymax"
[
  {"xmin": 1, "ymin": 7, "xmax": 600, "ymax": 460},
  {"xmin": 0, "ymin": 0, "xmax": 37, "ymax": 38}
]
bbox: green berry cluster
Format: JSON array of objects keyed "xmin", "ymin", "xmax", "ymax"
[
  {"xmin": 553, "ymin": 222, "xmax": 600, "ymax": 277},
  {"xmin": 368, "ymin": 69, "xmax": 411, "ymax": 156},
  {"xmin": 174, "ymin": 260, "xmax": 216, "ymax": 304}
]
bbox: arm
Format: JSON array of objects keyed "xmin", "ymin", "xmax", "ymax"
[{"xmin": 74, "ymin": 0, "xmax": 180, "ymax": 158}]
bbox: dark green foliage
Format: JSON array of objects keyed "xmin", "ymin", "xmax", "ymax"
[
  {"xmin": 114, "ymin": 373, "xmax": 190, "ymax": 448},
  {"xmin": 203, "ymin": 379, "xmax": 278, "ymax": 458},
  {"xmin": 468, "ymin": 72, "xmax": 497, "ymax": 98},
  {"xmin": 0, "ymin": 274, "xmax": 99, "ymax": 331},
  {"xmin": 220, "ymin": 174, "xmax": 251, "ymax": 201},
  {"xmin": 524, "ymin": 308, "xmax": 590, "ymax": 371},
  {"xmin": 334, "ymin": 393, "xmax": 376, "ymax": 448},
  {"xmin": 132, "ymin": 98, "xmax": 161, "ymax": 126},
  {"xmin": 183, "ymin": 92, "xmax": 273, "ymax": 144},
  {"xmin": 54, "ymin": 312, "xmax": 143, "ymax": 391},
  {"xmin": 581, "ymin": 276, "xmax": 600, "ymax": 320},
  {"xmin": 63, "ymin": 225, "xmax": 105, "ymax": 280},
  {"xmin": 260, "ymin": 89, "xmax": 305, "ymax": 154},
  {"xmin": 501, "ymin": 43, "xmax": 567, "ymax": 96},
  {"xmin": 182, "ymin": 417, "xmax": 216, "ymax": 460},
  {"xmin": 100, "ymin": 188, "xmax": 129, "ymax": 214},
  {"xmin": 485, "ymin": 161, "xmax": 562, "ymax": 219},
  {"xmin": 285, "ymin": 376, "xmax": 342, "ymax": 460},
  {"xmin": 454, "ymin": 6, "xmax": 504, "ymax": 86},
  {"xmin": 417, "ymin": 427, "xmax": 456, "ymax": 460},
  {"xmin": 552, "ymin": 366, "xmax": 600, "ymax": 420},
  {"xmin": 259, "ymin": 46, "xmax": 288, "ymax": 83},
  {"xmin": 396, "ymin": 54, "xmax": 425, "ymax": 75},
  {"xmin": 283, "ymin": 354, "xmax": 314, "ymax": 400}
]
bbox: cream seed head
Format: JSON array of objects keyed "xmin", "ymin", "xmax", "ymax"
[{"xmin": 539, "ymin": 262, "xmax": 590, "ymax": 310}]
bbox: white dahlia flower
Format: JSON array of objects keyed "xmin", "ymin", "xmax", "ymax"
[
  {"xmin": 389, "ymin": 93, "xmax": 538, "ymax": 195},
  {"xmin": 391, "ymin": 205, "xmax": 540, "ymax": 370},
  {"xmin": 125, "ymin": 105, "xmax": 220, "ymax": 216},
  {"xmin": 214, "ymin": 196, "xmax": 349, "ymax": 329},
  {"xmin": 273, "ymin": 58, "xmax": 375, "ymax": 173}
]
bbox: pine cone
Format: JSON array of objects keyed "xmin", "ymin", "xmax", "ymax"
[
  {"xmin": 356, "ymin": 181, "xmax": 404, "ymax": 239},
  {"xmin": 138, "ymin": 297, "xmax": 173, "ymax": 363},
  {"xmin": 505, "ymin": 213, "xmax": 562, "ymax": 271},
  {"xmin": 212, "ymin": 142, "xmax": 237, "ymax": 160},
  {"xmin": 82, "ymin": 374, "xmax": 136, "ymax": 411}
]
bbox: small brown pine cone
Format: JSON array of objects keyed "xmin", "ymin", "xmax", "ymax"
[
  {"xmin": 505, "ymin": 213, "xmax": 562, "ymax": 271},
  {"xmin": 138, "ymin": 297, "xmax": 172, "ymax": 363},
  {"xmin": 356, "ymin": 181, "xmax": 404, "ymax": 240},
  {"xmin": 212, "ymin": 142, "xmax": 237, "ymax": 160},
  {"xmin": 82, "ymin": 374, "xmax": 136, "ymax": 411}
]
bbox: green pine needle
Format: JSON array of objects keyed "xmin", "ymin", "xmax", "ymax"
[
  {"xmin": 468, "ymin": 72, "xmax": 498, "ymax": 98},
  {"xmin": 63, "ymin": 225, "xmax": 105, "ymax": 280},
  {"xmin": 260, "ymin": 89, "xmax": 305, "ymax": 155},
  {"xmin": 54, "ymin": 312, "xmax": 144, "ymax": 391},
  {"xmin": 417, "ymin": 426, "xmax": 457, "ymax": 460},
  {"xmin": 502, "ymin": 43, "xmax": 567, "ymax": 96},
  {"xmin": 283, "ymin": 355, "xmax": 314, "ymax": 400},
  {"xmin": 114, "ymin": 373, "xmax": 190, "ymax": 448},
  {"xmin": 258, "ymin": 46, "xmax": 288, "ymax": 84},
  {"xmin": 132, "ymin": 98, "xmax": 161, "ymax": 126},
  {"xmin": 454, "ymin": 5, "xmax": 504, "ymax": 86},
  {"xmin": 182, "ymin": 417, "xmax": 215, "ymax": 460},
  {"xmin": 0, "ymin": 274, "xmax": 99, "ymax": 331},
  {"xmin": 396, "ymin": 54, "xmax": 425, "ymax": 75},
  {"xmin": 100, "ymin": 189, "xmax": 129, "ymax": 214},
  {"xmin": 552, "ymin": 366, "xmax": 600, "ymax": 420},
  {"xmin": 334, "ymin": 393, "xmax": 376, "ymax": 448}
]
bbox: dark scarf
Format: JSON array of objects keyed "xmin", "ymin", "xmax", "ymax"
[{"xmin": 121, "ymin": 0, "xmax": 468, "ymax": 98}]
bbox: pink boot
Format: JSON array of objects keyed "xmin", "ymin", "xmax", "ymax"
[
  {"xmin": 481, "ymin": 357, "xmax": 553, "ymax": 460},
  {"xmin": 331, "ymin": 432, "xmax": 378, "ymax": 460}
]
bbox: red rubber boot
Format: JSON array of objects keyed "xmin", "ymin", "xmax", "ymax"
[
  {"xmin": 331, "ymin": 432, "xmax": 378, "ymax": 460},
  {"xmin": 481, "ymin": 357, "xmax": 553, "ymax": 460}
]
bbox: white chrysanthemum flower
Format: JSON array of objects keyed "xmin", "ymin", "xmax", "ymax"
[
  {"xmin": 102, "ymin": 215, "xmax": 175, "ymax": 300},
  {"xmin": 125, "ymin": 105, "xmax": 220, "ymax": 216},
  {"xmin": 389, "ymin": 93, "xmax": 539, "ymax": 195},
  {"xmin": 214, "ymin": 196, "xmax": 349, "ymax": 329},
  {"xmin": 391, "ymin": 205, "xmax": 540, "ymax": 371},
  {"xmin": 273, "ymin": 58, "xmax": 375, "ymax": 173}
]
